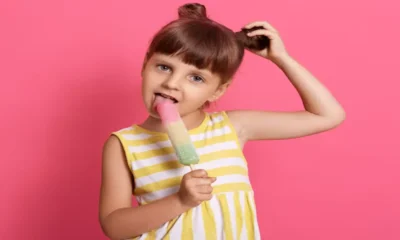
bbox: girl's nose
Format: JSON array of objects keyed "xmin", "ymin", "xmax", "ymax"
[{"xmin": 162, "ymin": 74, "xmax": 181, "ymax": 90}]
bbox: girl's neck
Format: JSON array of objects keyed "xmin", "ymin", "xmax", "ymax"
[{"xmin": 139, "ymin": 110, "xmax": 206, "ymax": 133}]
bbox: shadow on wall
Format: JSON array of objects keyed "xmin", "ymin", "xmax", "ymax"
[{"xmin": 15, "ymin": 48, "xmax": 144, "ymax": 239}]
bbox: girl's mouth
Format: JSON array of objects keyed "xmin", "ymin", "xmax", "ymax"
[{"xmin": 154, "ymin": 93, "xmax": 178, "ymax": 103}]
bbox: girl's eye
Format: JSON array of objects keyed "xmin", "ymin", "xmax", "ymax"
[
  {"xmin": 190, "ymin": 75, "xmax": 204, "ymax": 83},
  {"xmin": 157, "ymin": 64, "xmax": 171, "ymax": 72}
]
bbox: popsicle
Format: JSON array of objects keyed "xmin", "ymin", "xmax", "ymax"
[{"xmin": 155, "ymin": 98, "xmax": 199, "ymax": 170}]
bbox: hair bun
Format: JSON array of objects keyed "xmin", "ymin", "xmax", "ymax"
[
  {"xmin": 235, "ymin": 26, "xmax": 270, "ymax": 51},
  {"xmin": 178, "ymin": 3, "xmax": 207, "ymax": 19}
]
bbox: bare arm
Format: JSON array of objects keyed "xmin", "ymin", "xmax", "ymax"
[
  {"xmin": 228, "ymin": 55, "xmax": 345, "ymax": 142},
  {"xmin": 99, "ymin": 135, "xmax": 191, "ymax": 239},
  {"xmin": 227, "ymin": 21, "xmax": 345, "ymax": 143}
]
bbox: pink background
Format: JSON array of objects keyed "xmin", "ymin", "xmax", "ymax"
[{"xmin": 1, "ymin": 0, "xmax": 399, "ymax": 239}]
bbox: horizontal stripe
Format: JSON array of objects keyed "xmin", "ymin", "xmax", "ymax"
[
  {"xmin": 121, "ymin": 132, "xmax": 152, "ymax": 141},
  {"xmin": 136, "ymin": 174, "xmax": 251, "ymax": 199},
  {"xmin": 117, "ymin": 114, "xmax": 224, "ymax": 141},
  {"xmin": 135, "ymin": 176, "xmax": 182, "ymax": 195},
  {"xmin": 135, "ymin": 157, "xmax": 247, "ymax": 179},
  {"xmin": 135, "ymin": 166, "xmax": 188, "ymax": 188},
  {"xmin": 213, "ymin": 183, "xmax": 253, "ymax": 194},
  {"xmin": 127, "ymin": 126, "xmax": 232, "ymax": 153},
  {"xmin": 129, "ymin": 140, "xmax": 171, "ymax": 153},
  {"xmin": 199, "ymin": 149, "xmax": 243, "ymax": 163},
  {"xmin": 134, "ymin": 160, "xmax": 182, "ymax": 179},
  {"xmin": 197, "ymin": 157, "xmax": 247, "ymax": 170},
  {"xmin": 134, "ymin": 157, "xmax": 247, "ymax": 186},
  {"xmin": 191, "ymin": 125, "xmax": 231, "ymax": 142},
  {"xmin": 122, "ymin": 135, "xmax": 169, "ymax": 146},
  {"xmin": 212, "ymin": 174, "xmax": 250, "ymax": 186},
  {"xmin": 132, "ymin": 141, "xmax": 239, "ymax": 170},
  {"xmin": 132, "ymin": 148, "xmax": 243, "ymax": 176},
  {"xmin": 198, "ymin": 141, "xmax": 237, "ymax": 155},
  {"xmin": 116, "ymin": 126, "xmax": 134, "ymax": 132},
  {"xmin": 138, "ymin": 185, "xmax": 180, "ymax": 203},
  {"xmin": 131, "ymin": 153, "xmax": 177, "ymax": 170},
  {"xmin": 206, "ymin": 166, "xmax": 248, "ymax": 178}
]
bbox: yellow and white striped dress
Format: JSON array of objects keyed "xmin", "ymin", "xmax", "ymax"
[{"xmin": 112, "ymin": 111, "xmax": 261, "ymax": 240}]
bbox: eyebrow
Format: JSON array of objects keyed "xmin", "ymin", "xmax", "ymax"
[{"xmin": 152, "ymin": 55, "xmax": 214, "ymax": 78}]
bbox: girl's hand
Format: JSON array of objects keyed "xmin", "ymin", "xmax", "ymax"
[
  {"xmin": 177, "ymin": 169, "xmax": 216, "ymax": 208},
  {"xmin": 244, "ymin": 21, "xmax": 289, "ymax": 64}
]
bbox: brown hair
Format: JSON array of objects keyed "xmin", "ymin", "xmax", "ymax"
[{"xmin": 144, "ymin": 3, "xmax": 270, "ymax": 84}]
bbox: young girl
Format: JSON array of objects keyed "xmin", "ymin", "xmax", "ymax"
[{"xmin": 99, "ymin": 3, "xmax": 345, "ymax": 240}]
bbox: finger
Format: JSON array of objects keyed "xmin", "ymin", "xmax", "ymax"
[
  {"xmin": 197, "ymin": 185, "xmax": 213, "ymax": 194},
  {"xmin": 198, "ymin": 193, "xmax": 213, "ymax": 201},
  {"xmin": 247, "ymin": 29, "xmax": 277, "ymax": 39},
  {"xmin": 245, "ymin": 21, "xmax": 277, "ymax": 32},
  {"xmin": 188, "ymin": 169, "xmax": 208, "ymax": 178},
  {"xmin": 194, "ymin": 177, "xmax": 216, "ymax": 186}
]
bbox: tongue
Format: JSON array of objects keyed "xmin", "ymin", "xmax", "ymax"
[{"xmin": 154, "ymin": 95, "xmax": 174, "ymax": 107}]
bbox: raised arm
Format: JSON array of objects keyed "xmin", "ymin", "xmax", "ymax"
[{"xmin": 227, "ymin": 21, "xmax": 345, "ymax": 143}]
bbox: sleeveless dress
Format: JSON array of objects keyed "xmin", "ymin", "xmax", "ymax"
[{"xmin": 112, "ymin": 111, "xmax": 261, "ymax": 240}]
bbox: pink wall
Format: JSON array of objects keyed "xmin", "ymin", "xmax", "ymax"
[{"xmin": 2, "ymin": 0, "xmax": 399, "ymax": 239}]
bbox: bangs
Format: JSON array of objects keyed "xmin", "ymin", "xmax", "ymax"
[{"xmin": 146, "ymin": 19, "xmax": 244, "ymax": 81}]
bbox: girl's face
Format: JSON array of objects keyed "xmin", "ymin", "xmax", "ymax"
[{"xmin": 141, "ymin": 53, "xmax": 227, "ymax": 118}]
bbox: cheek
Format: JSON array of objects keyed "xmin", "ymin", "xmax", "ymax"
[
  {"xmin": 141, "ymin": 79, "xmax": 156, "ymax": 103},
  {"xmin": 183, "ymin": 86, "xmax": 214, "ymax": 102},
  {"xmin": 143, "ymin": 70, "xmax": 164, "ymax": 87},
  {"xmin": 142, "ymin": 73, "xmax": 157, "ymax": 90}
]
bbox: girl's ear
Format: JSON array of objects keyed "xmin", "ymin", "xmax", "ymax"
[{"xmin": 208, "ymin": 81, "xmax": 231, "ymax": 102}]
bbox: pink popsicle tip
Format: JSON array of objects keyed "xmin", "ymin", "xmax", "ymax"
[{"xmin": 155, "ymin": 98, "xmax": 180, "ymax": 122}]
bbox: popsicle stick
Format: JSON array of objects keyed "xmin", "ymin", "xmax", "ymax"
[{"xmin": 189, "ymin": 164, "xmax": 195, "ymax": 171}]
